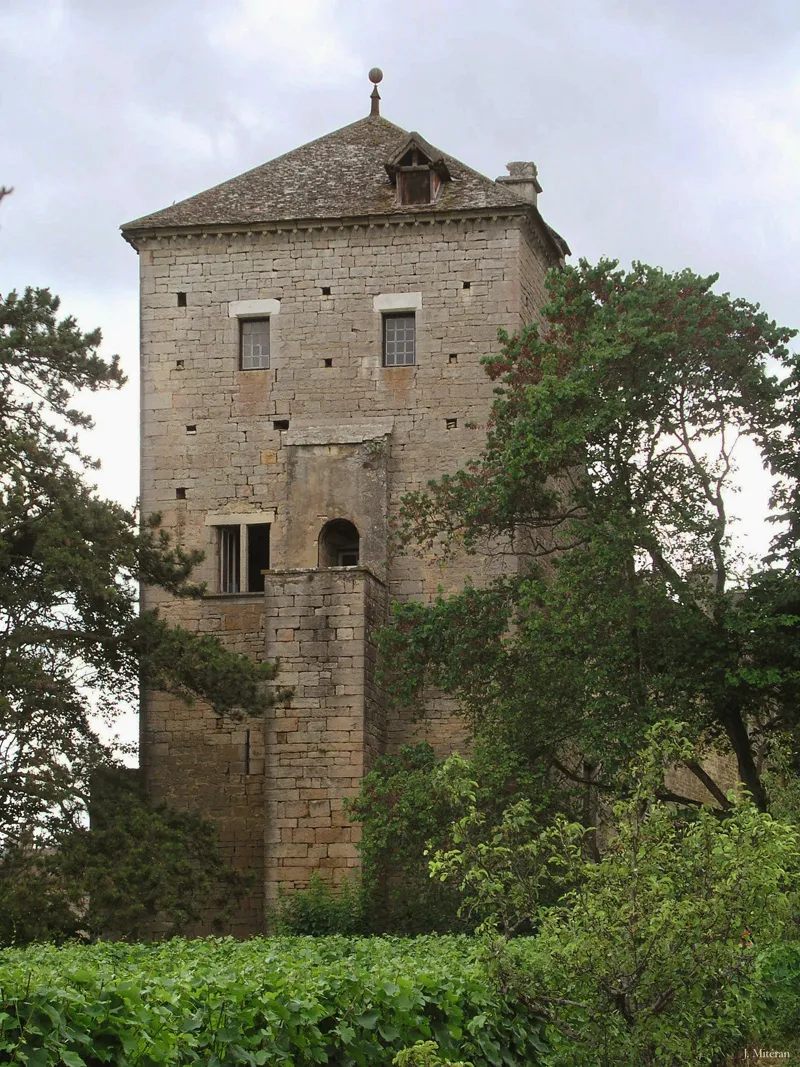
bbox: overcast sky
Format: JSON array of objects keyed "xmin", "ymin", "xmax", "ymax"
[{"xmin": 3, "ymin": 0, "xmax": 799, "ymax": 536}]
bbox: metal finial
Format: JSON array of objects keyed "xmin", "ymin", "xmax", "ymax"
[{"xmin": 369, "ymin": 67, "xmax": 383, "ymax": 116}]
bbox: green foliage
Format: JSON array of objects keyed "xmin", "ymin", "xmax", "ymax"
[
  {"xmin": 0, "ymin": 780, "xmax": 251, "ymax": 945},
  {"xmin": 430, "ymin": 755, "xmax": 581, "ymax": 938},
  {"xmin": 393, "ymin": 1040, "xmax": 474, "ymax": 1066},
  {"xmin": 0, "ymin": 286, "xmax": 289, "ymax": 925},
  {"xmin": 0, "ymin": 936, "xmax": 547, "ymax": 1065},
  {"xmin": 386, "ymin": 259, "xmax": 800, "ymax": 810},
  {"xmin": 431, "ymin": 724, "xmax": 800, "ymax": 1066},
  {"xmin": 346, "ymin": 743, "xmax": 466, "ymax": 932},
  {"xmin": 272, "ymin": 871, "xmax": 367, "ymax": 936},
  {"xmin": 347, "ymin": 742, "xmax": 547, "ymax": 933},
  {"xmin": 754, "ymin": 942, "xmax": 800, "ymax": 1055}
]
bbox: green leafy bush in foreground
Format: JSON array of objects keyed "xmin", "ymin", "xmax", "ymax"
[
  {"xmin": 430, "ymin": 726, "xmax": 800, "ymax": 1066},
  {"xmin": 755, "ymin": 942, "xmax": 800, "ymax": 1057},
  {"xmin": 393, "ymin": 1040, "xmax": 474, "ymax": 1066},
  {"xmin": 271, "ymin": 872, "xmax": 367, "ymax": 936},
  {"xmin": 0, "ymin": 936, "xmax": 546, "ymax": 1066}
]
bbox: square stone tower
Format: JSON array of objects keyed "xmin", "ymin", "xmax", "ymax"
[{"xmin": 122, "ymin": 77, "xmax": 568, "ymax": 934}]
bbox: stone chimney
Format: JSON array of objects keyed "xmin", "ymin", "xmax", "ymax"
[{"xmin": 496, "ymin": 161, "xmax": 542, "ymax": 206}]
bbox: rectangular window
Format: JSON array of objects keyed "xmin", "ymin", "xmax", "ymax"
[
  {"xmin": 217, "ymin": 523, "xmax": 270, "ymax": 593},
  {"xmin": 219, "ymin": 526, "xmax": 241, "ymax": 593},
  {"xmin": 240, "ymin": 318, "xmax": 270, "ymax": 370},
  {"xmin": 383, "ymin": 313, "xmax": 416, "ymax": 367}
]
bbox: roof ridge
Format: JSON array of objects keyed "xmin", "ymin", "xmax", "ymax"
[{"xmin": 265, "ymin": 114, "xmax": 409, "ymax": 167}]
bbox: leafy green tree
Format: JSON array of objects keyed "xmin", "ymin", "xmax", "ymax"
[
  {"xmin": 385, "ymin": 259, "xmax": 799, "ymax": 810},
  {"xmin": 431, "ymin": 724, "xmax": 800, "ymax": 1067},
  {"xmin": 346, "ymin": 743, "xmax": 468, "ymax": 932},
  {"xmin": 0, "ymin": 776, "xmax": 251, "ymax": 943},
  {"xmin": 346, "ymin": 741, "xmax": 553, "ymax": 933},
  {"xmin": 0, "ymin": 287, "xmax": 288, "ymax": 924}
]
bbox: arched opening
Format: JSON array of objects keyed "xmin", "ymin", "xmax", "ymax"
[{"xmin": 318, "ymin": 519, "xmax": 360, "ymax": 568}]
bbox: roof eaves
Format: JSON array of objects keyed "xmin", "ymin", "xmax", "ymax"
[
  {"xmin": 121, "ymin": 204, "xmax": 539, "ymax": 246},
  {"xmin": 521, "ymin": 205, "xmax": 571, "ymax": 265}
]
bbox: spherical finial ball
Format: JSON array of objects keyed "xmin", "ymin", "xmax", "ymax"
[{"xmin": 369, "ymin": 67, "xmax": 383, "ymax": 85}]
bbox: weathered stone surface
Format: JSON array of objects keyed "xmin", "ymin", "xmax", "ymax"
[
  {"xmin": 284, "ymin": 420, "xmax": 394, "ymax": 446},
  {"xmin": 133, "ymin": 117, "xmax": 559, "ymax": 936}
]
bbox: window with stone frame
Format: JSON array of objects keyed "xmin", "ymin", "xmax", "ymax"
[
  {"xmin": 217, "ymin": 522, "xmax": 270, "ymax": 593},
  {"xmin": 382, "ymin": 312, "xmax": 416, "ymax": 367},
  {"xmin": 239, "ymin": 318, "xmax": 270, "ymax": 370}
]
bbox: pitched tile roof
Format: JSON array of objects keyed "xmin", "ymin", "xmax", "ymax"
[{"xmin": 121, "ymin": 115, "xmax": 568, "ymax": 257}]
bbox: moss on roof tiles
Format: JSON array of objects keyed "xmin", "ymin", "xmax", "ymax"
[{"xmin": 121, "ymin": 115, "xmax": 532, "ymax": 233}]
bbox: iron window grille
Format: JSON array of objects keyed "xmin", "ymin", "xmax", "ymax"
[
  {"xmin": 218, "ymin": 523, "xmax": 270, "ymax": 593},
  {"xmin": 240, "ymin": 318, "xmax": 270, "ymax": 370},
  {"xmin": 219, "ymin": 526, "xmax": 241, "ymax": 593},
  {"xmin": 383, "ymin": 312, "xmax": 416, "ymax": 367}
]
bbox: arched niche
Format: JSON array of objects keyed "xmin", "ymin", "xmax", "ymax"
[{"xmin": 318, "ymin": 519, "xmax": 360, "ymax": 568}]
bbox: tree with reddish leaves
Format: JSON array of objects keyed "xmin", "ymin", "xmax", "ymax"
[{"xmin": 384, "ymin": 259, "xmax": 799, "ymax": 812}]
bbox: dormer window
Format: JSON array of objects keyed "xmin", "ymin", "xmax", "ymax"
[
  {"xmin": 397, "ymin": 150, "xmax": 438, "ymax": 205},
  {"xmin": 385, "ymin": 133, "xmax": 451, "ymax": 208}
]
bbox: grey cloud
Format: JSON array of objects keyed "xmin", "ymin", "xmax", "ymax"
[{"xmin": 2, "ymin": 0, "xmax": 798, "ymax": 334}]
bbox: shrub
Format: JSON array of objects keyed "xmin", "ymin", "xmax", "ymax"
[
  {"xmin": 753, "ymin": 941, "xmax": 800, "ymax": 1056},
  {"xmin": 346, "ymin": 743, "xmax": 465, "ymax": 933},
  {"xmin": 432, "ymin": 724, "xmax": 800, "ymax": 1066},
  {"xmin": 0, "ymin": 936, "xmax": 547, "ymax": 1066},
  {"xmin": 394, "ymin": 1039, "xmax": 474, "ymax": 1066},
  {"xmin": 272, "ymin": 871, "xmax": 367, "ymax": 935},
  {"xmin": 0, "ymin": 788, "xmax": 250, "ymax": 945},
  {"xmin": 346, "ymin": 741, "xmax": 547, "ymax": 933}
]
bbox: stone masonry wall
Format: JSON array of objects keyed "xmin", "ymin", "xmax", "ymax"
[
  {"xmin": 137, "ymin": 213, "xmax": 555, "ymax": 931},
  {"xmin": 141, "ymin": 596, "xmax": 268, "ymax": 935},
  {"xmin": 262, "ymin": 567, "xmax": 387, "ymax": 911}
]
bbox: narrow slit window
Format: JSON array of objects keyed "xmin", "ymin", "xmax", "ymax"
[
  {"xmin": 383, "ymin": 313, "xmax": 416, "ymax": 367},
  {"xmin": 240, "ymin": 318, "xmax": 270, "ymax": 370},
  {"xmin": 219, "ymin": 526, "xmax": 241, "ymax": 594},
  {"xmin": 247, "ymin": 524, "xmax": 270, "ymax": 593},
  {"xmin": 177, "ymin": 292, "xmax": 187, "ymax": 307}
]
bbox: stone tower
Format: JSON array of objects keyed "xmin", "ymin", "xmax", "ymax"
[{"xmin": 122, "ymin": 78, "xmax": 568, "ymax": 934}]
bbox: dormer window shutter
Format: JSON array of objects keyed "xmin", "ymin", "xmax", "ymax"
[
  {"xmin": 386, "ymin": 134, "xmax": 451, "ymax": 208},
  {"xmin": 399, "ymin": 167, "xmax": 433, "ymax": 205}
]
